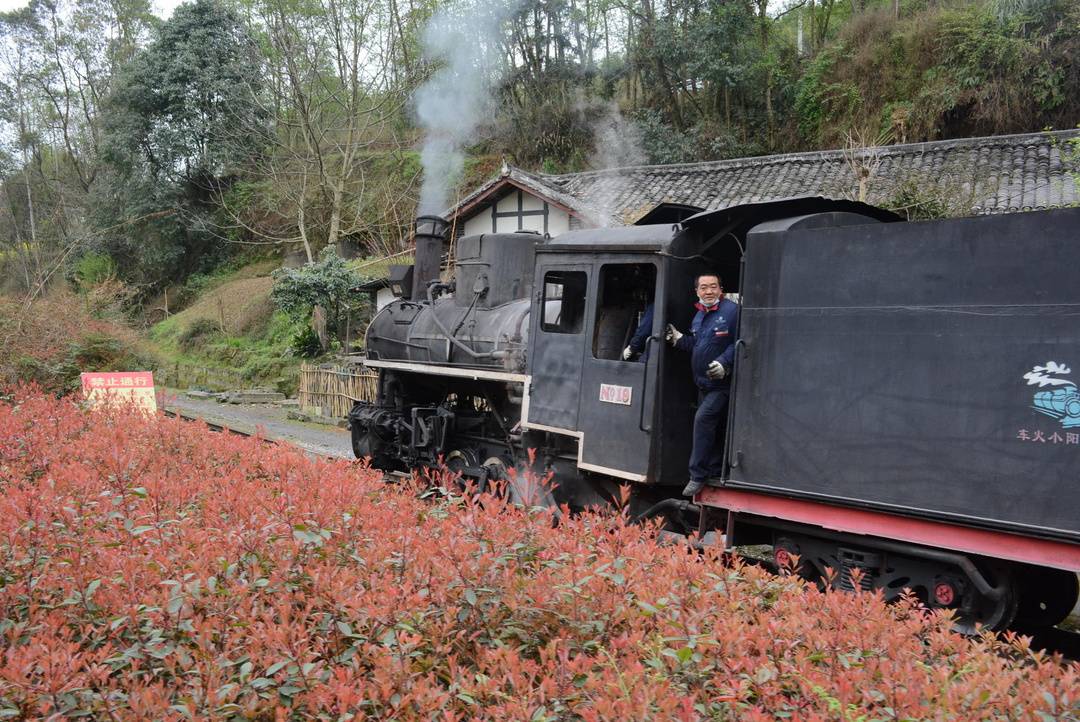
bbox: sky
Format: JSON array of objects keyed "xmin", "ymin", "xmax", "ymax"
[{"xmin": 0, "ymin": 0, "xmax": 182, "ymax": 19}]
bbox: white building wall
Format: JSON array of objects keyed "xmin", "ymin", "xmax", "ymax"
[
  {"xmin": 496, "ymin": 193, "xmax": 519, "ymax": 213},
  {"xmin": 546, "ymin": 209, "xmax": 570, "ymax": 235},
  {"xmin": 463, "ymin": 213, "xmax": 490, "ymax": 237},
  {"xmin": 458, "ymin": 188, "xmax": 573, "ymax": 237},
  {"xmin": 376, "ymin": 287, "xmax": 395, "ymax": 310}
]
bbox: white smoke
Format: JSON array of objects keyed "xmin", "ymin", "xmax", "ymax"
[
  {"xmin": 415, "ymin": 1, "xmax": 517, "ymax": 216},
  {"xmin": 590, "ymin": 100, "xmax": 646, "ymax": 171},
  {"xmin": 1024, "ymin": 361, "xmax": 1076, "ymax": 388},
  {"xmin": 586, "ymin": 100, "xmax": 646, "ymax": 227}
]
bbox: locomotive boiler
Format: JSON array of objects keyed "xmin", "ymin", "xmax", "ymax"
[{"xmin": 350, "ymin": 200, "xmax": 1080, "ymax": 631}]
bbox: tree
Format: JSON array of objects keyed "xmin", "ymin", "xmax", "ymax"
[
  {"xmin": 270, "ymin": 246, "xmax": 364, "ymax": 352},
  {"xmin": 0, "ymin": 0, "xmax": 154, "ymax": 297},
  {"xmin": 92, "ymin": 0, "xmax": 265, "ymax": 291},
  {"xmin": 218, "ymin": 0, "xmax": 420, "ymax": 265}
]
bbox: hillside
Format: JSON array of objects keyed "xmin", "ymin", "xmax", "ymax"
[
  {"xmin": 0, "ymin": 289, "xmax": 158, "ymax": 394},
  {"xmin": 794, "ymin": 1, "xmax": 1080, "ymax": 147},
  {"xmin": 148, "ymin": 261, "xmax": 300, "ymax": 394}
]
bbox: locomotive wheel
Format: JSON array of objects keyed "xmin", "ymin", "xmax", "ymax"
[
  {"xmin": 772, "ymin": 537, "xmax": 826, "ymax": 590},
  {"xmin": 445, "ymin": 449, "xmax": 483, "ymax": 492},
  {"xmin": 1013, "ymin": 566, "xmax": 1080, "ymax": 629},
  {"xmin": 483, "ymin": 456, "xmax": 557, "ymax": 509},
  {"xmin": 953, "ymin": 562, "xmax": 1018, "ymax": 634},
  {"xmin": 351, "ymin": 429, "xmax": 398, "ymax": 472}
]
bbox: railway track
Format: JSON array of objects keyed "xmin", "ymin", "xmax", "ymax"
[
  {"xmin": 162, "ymin": 408, "xmax": 256, "ymax": 437},
  {"xmin": 161, "ymin": 407, "xmax": 352, "ymax": 461},
  {"xmin": 162, "ymin": 406, "xmax": 1080, "ymax": 662}
]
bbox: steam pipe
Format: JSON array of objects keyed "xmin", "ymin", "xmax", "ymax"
[
  {"xmin": 426, "ymin": 282, "xmax": 502, "ymax": 360},
  {"xmin": 630, "ymin": 498, "xmax": 699, "ymax": 528},
  {"xmin": 412, "ymin": 215, "xmax": 449, "ymax": 301}
]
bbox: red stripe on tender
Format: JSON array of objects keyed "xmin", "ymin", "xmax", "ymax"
[{"xmin": 697, "ymin": 487, "xmax": 1080, "ymax": 572}]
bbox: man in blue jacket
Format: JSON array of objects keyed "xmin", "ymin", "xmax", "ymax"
[{"xmin": 667, "ymin": 273, "xmax": 739, "ymax": 496}]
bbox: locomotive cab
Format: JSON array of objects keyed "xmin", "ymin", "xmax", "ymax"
[{"xmin": 521, "ymin": 198, "xmax": 897, "ymax": 505}]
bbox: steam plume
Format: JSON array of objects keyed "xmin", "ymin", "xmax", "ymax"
[
  {"xmin": 415, "ymin": 1, "xmax": 516, "ymax": 216},
  {"xmin": 586, "ymin": 100, "xmax": 646, "ymax": 227}
]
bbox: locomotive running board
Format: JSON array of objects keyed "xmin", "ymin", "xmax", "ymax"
[
  {"xmin": 363, "ymin": 359, "xmax": 528, "ymax": 383},
  {"xmin": 698, "ymin": 487, "xmax": 1080, "ymax": 573}
]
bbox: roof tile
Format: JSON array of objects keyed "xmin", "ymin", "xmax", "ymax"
[{"xmin": 450, "ymin": 131, "xmax": 1079, "ymax": 224}]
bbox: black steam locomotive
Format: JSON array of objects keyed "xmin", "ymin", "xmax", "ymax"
[{"xmin": 349, "ymin": 199, "xmax": 1080, "ymax": 630}]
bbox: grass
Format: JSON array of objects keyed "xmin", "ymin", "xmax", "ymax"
[
  {"xmin": 348, "ymin": 253, "xmax": 414, "ymax": 281},
  {"xmin": 148, "ymin": 261, "xmax": 309, "ymax": 395}
]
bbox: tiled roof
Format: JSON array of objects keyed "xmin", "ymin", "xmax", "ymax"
[{"xmin": 451, "ymin": 130, "xmax": 1080, "ymax": 225}]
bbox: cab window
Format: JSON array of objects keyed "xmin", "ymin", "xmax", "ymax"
[
  {"xmin": 541, "ymin": 270, "xmax": 587, "ymax": 333},
  {"xmin": 592, "ymin": 263, "xmax": 657, "ymax": 360}
]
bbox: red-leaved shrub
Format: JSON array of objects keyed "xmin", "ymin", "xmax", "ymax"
[{"xmin": 0, "ymin": 388, "xmax": 1077, "ymax": 719}]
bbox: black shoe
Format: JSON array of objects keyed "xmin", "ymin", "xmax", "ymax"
[{"xmin": 682, "ymin": 479, "xmax": 705, "ymax": 497}]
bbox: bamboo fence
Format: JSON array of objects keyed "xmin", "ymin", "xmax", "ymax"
[{"xmin": 299, "ymin": 363, "xmax": 379, "ymax": 418}]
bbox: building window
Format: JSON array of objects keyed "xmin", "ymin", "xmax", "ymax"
[{"xmin": 541, "ymin": 271, "xmax": 587, "ymax": 333}]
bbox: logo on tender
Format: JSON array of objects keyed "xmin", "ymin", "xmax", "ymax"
[{"xmin": 1024, "ymin": 361, "xmax": 1080, "ymax": 429}]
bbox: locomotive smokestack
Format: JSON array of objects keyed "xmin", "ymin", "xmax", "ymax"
[{"xmin": 412, "ymin": 215, "xmax": 450, "ymax": 301}]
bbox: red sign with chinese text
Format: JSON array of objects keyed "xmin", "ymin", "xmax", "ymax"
[{"xmin": 81, "ymin": 372, "xmax": 157, "ymax": 412}]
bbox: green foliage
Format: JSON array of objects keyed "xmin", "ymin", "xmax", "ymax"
[
  {"xmin": 103, "ymin": 0, "xmax": 264, "ymax": 184},
  {"xmin": 635, "ymin": 109, "xmax": 699, "ymax": 164},
  {"xmin": 991, "ymin": 0, "xmax": 1054, "ymax": 23},
  {"xmin": 289, "ymin": 325, "xmax": 323, "ymax": 358},
  {"xmin": 635, "ymin": 109, "xmax": 765, "ymax": 165},
  {"xmin": 794, "ymin": 46, "xmax": 863, "ymax": 144},
  {"xmin": 494, "ymin": 69, "xmax": 596, "ymax": 169},
  {"xmin": 151, "ymin": 309, "xmax": 306, "ymax": 395},
  {"xmin": 1054, "ymin": 128, "xmax": 1080, "ymax": 198},
  {"xmin": 177, "ymin": 317, "xmax": 223, "ymax": 352},
  {"xmin": 4, "ymin": 0, "xmax": 1080, "ymax": 324},
  {"xmin": 271, "ymin": 247, "xmax": 363, "ymax": 332},
  {"xmin": 73, "ymin": 253, "xmax": 117, "ymax": 290},
  {"xmin": 797, "ymin": 0, "xmax": 1080, "ymax": 146},
  {"xmin": 144, "ymin": 259, "xmax": 311, "ymax": 393},
  {"xmin": 886, "ymin": 178, "xmax": 952, "ymax": 220},
  {"xmin": 15, "ymin": 333, "xmax": 153, "ymax": 395}
]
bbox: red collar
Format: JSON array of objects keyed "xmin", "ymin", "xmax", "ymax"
[{"xmin": 695, "ymin": 299, "xmax": 723, "ymax": 313}]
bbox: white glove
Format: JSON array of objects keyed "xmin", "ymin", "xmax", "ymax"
[
  {"xmin": 621, "ymin": 346, "xmax": 633, "ymax": 360},
  {"xmin": 665, "ymin": 324, "xmax": 683, "ymax": 346},
  {"xmin": 706, "ymin": 360, "xmax": 727, "ymax": 380}
]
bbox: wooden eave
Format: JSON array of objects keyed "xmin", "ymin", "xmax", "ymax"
[{"xmin": 450, "ymin": 176, "xmax": 584, "ymax": 226}]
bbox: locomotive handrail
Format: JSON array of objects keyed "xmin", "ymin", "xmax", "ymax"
[
  {"xmin": 639, "ymin": 335, "xmax": 658, "ymax": 432},
  {"xmin": 724, "ymin": 338, "xmax": 749, "ymax": 470}
]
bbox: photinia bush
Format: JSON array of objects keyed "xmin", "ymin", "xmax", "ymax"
[{"xmin": 0, "ymin": 388, "xmax": 1076, "ymax": 719}]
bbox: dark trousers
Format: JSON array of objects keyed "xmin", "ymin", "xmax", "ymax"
[{"xmin": 689, "ymin": 387, "xmax": 730, "ymax": 483}]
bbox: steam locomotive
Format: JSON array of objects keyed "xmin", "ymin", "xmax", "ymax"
[{"xmin": 349, "ymin": 199, "xmax": 1080, "ymax": 631}]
